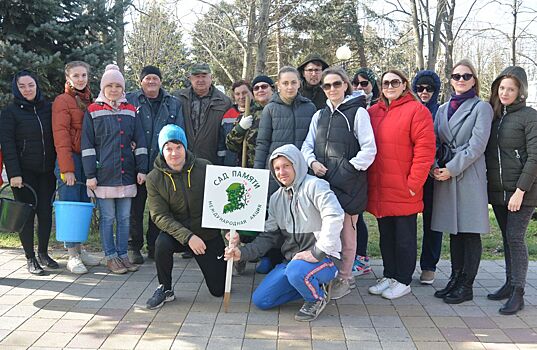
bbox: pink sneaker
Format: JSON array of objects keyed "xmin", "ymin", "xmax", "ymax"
[{"xmin": 352, "ymin": 255, "xmax": 371, "ymax": 276}]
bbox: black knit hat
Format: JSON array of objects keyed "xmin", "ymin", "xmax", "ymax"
[
  {"xmin": 140, "ymin": 65, "xmax": 162, "ymax": 81},
  {"xmin": 252, "ymin": 75, "xmax": 274, "ymax": 87},
  {"xmin": 415, "ymin": 75, "xmax": 435, "ymax": 87}
]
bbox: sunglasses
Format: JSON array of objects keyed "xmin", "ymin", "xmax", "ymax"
[
  {"xmin": 353, "ymin": 80, "xmax": 369, "ymax": 88},
  {"xmin": 321, "ymin": 80, "xmax": 344, "ymax": 91},
  {"xmin": 253, "ymin": 83, "xmax": 270, "ymax": 92},
  {"xmin": 382, "ymin": 79, "xmax": 402, "ymax": 89},
  {"xmin": 451, "ymin": 73, "xmax": 474, "ymax": 81},
  {"xmin": 416, "ymin": 85, "xmax": 434, "ymax": 93}
]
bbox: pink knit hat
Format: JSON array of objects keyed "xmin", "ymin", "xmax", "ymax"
[{"xmin": 100, "ymin": 64, "xmax": 125, "ymax": 91}]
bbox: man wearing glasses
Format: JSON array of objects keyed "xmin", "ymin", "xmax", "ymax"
[
  {"xmin": 411, "ymin": 70, "xmax": 443, "ymax": 286},
  {"xmin": 297, "ymin": 54, "xmax": 329, "ymax": 110}
]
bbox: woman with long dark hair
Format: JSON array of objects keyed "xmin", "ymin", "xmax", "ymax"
[{"xmin": 485, "ymin": 66, "xmax": 537, "ymax": 315}]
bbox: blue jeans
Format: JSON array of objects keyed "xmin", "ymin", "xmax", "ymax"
[
  {"xmin": 54, "ymin": 153, "xmax": 89, "ymax": 248},
  {"xmin": 97, "ymin": 198, "xmax": 131, "ymax": 259},
  {"xmin": 252, "ymin": 257, "xmax": 338, "ymax": 310}
]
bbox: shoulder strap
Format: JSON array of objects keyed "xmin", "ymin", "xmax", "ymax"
[{"xmin": 448, "ymin": 100, "xmax": 480, "ymax": 146}]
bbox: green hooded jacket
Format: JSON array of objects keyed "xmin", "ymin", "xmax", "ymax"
[{"xmin": 146, "ymin": 150, "xmax": 220, "ymax": 244}]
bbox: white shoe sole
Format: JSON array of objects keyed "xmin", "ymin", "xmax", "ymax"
[
  {"xmin": 420, "ymin": 279, "xmax": 435, "ymax": 285},
  {"xmin": 382, "ymin": 286, "xmax": 411, "ymax": 299}
]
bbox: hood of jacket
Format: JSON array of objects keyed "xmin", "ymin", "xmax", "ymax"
[
  {"xmin": 412, "ymin": 70, "xmax": 441, "ymax": 116},
  {"xmin": 11, "ymin": 72, "xmax": 44, "ymax": 107},
  {"xmin": 269, "ymin": 144, "xmax": 308, "ymax": 190},
  {"xmin": 297, "ymin": 53, "xmax": 329, "ymax": 75},
  {"xmin": 491, "ymin": 66, "xmax": 528, "ymax": 113}
]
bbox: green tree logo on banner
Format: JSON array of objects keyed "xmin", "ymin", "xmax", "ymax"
[{"xmin": 223, "ymin": 183, "xmax": 247, "ymax": 214}]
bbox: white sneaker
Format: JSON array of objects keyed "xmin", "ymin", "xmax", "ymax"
[
  {"xmin": 368, "ymin": 277, "xmax": 393, "ymax": 295},
  {"xmin": 381, "ymin": 280, "xmax": 411, "ymax": 299},
  {"xmin": 67, "ymin": 256, "xmax": 88, "ymax": 274},
  {"xmin": 80, "ymin": 250, "xmax": 101, "ymax": 266}
]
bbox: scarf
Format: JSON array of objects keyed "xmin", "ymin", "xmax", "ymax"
[
  {"xmin": 65, "ymin": 82, "xmax": 92, "ymax": 111},
  {"xmin": 447, "ymin": 89, "xmax": 476, "ymax": 120}
]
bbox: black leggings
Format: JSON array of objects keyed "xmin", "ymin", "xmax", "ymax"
[
  {"xmin": 155, "ymin": 232, "xmax": 227, "ymax": 296},
  {"xmin": 355, "ymin": 213, "xmax": 368, "ymax": 256},
  {"xmin": 12, "ymin": 169, "xmax": 56, "ymax": 259},
  {"xmin": 449, "ymin": 233, "xmax": 482, "ymax": 281}
]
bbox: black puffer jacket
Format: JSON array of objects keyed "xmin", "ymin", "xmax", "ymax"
[
  {"xmin": 254, "ymin": 93, "xmax": 316, "ymax": 194},
  {"xmin": 485, "ymin": 66, "xmax": 537, "ymax": 206},
  {"xmin": 0, "ymin": 97, "xmax": 56, "ymax": 179}
]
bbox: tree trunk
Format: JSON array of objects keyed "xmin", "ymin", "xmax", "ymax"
[
  {"xmin": 442, "ymin": 0, "xmax": 456, "ymax": 102},
  {"xmin": 114, "ymin": 0, "xmax": 125, "ymax": 73},
  {"xmin": 255, "ymin": 0, "xmax": 271, "ymax": 76},
  {"xmin": 410, "ymin": 0, "xmax": 425, "ymax": 70},
  {"xmin": 427, "ymin": 0, "xmax": 445, "ymax": 70},
  {"xmin": 352, "ymin": 2, "xmax": 367, "ymax": 67},
  {"xmin": 511, "ymin": 0, "xmax": 518, "ymax": 66},
  {"xmin": 244, "ymin": 1, "xmax": 257, "ymax": 79}
]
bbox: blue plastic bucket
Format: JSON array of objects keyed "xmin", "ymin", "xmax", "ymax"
[{"xmin": 54, "ymin": 201, "xmax": 94, "ymax": 242}]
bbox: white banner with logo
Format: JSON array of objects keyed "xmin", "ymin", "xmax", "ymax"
[{"xmin": 202, "ymin": 165, "xmax": 270, "ymax": 232}]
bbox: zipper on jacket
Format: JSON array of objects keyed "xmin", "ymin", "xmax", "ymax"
[
  {"xmin": 497, "ymin": 108, "xmax": 506, "ymax": 202},
  {"xmin": 34, "ymin": 106, "xmax": 46, "ymax": 171},
  {"xmin": 515, "ymin": 149, "xmax": 521, "ymax": 159},
  {"xmin": 288, "ymin": 189, "xmax": 299, "ymax": 248},
  {"xmin": 324, "ymin": 111, "xmax": 333, "ymax": 162}
]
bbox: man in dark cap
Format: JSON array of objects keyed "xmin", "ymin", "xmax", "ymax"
[
  {"xmin": 126, "ymin": 65, "xmax": 185, "ymax": 264},
  {"xmin": 174, "ymin": 63, "xmax": 232, "ymax": 166},
  {"xmin": 297, "ymin": 54, "xmax": 329, "ymax": 110}
]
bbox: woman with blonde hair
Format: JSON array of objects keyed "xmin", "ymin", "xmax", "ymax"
[{"xmin": 432, "ymin": 59, "xmax": 493, "ymax": 304}]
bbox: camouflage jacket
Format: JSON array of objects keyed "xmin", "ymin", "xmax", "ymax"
[{"xmin": 225, "ymin": 102, "xmax": 264, "ymax": 168}]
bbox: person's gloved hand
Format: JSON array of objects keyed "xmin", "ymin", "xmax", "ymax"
[{"xmin": 239, "ymin": 115, "xmax": 253, "ymax": 130}]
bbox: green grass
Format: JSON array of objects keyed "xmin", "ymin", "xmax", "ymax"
[
  {"xmin": 0, "ymin": 183, "xmax": 536, "ymax": 260},
  {"xmin": 363, "ymin": 210, "xmax": 537, "ymax": 260}
]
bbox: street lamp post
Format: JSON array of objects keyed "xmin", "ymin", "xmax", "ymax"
[{"xmin": 336, "ymin": 45, "xmax": 352, "ymax": 72}]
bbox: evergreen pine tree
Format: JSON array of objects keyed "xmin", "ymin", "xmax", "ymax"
[{"xmin": 0, "ymin": 0, "xmax": 116, "ymax": 107}]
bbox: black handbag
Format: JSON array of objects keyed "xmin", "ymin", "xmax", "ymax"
[{"xmin": 436, "ymin": 100, "xmax": 480, "ymax": 168}]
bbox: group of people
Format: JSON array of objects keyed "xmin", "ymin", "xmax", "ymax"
[{"xmin": 0, "ymin": 53, "xmax": 535, "ymax": 322}]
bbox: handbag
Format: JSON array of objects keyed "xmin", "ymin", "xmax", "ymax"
[{"xmin": 436, "ymin": 100, "xmax": 480, "ymax": 167}]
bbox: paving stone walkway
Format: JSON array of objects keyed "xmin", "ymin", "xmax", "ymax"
[{"xmin": 0, "ymin": 248, "xmax": 536, "ymax": 349}]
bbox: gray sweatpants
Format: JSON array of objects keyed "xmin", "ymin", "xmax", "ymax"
[{"xmin": 492, "ymin": 205, "xmax": 535, "ymax": 288}]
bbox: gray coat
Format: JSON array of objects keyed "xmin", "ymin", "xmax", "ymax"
[{"xmin": 431, "ymin": 97, "xmax": 493, "ymax": 234}]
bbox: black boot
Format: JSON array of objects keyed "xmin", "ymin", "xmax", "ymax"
[
  {"xmin": 444, "ymin": 273, "xmax": 474, "ymax": 304},
  {"xmin": 37, "ymin": 252, "xmax": 59, "ymax": 269},
  {"xmin": 27, "ymin": 257, "xmax": 45, "ymax": 275},
  {"xmin": 499, "ymin": 287, "xmax": 524, "ymax": 315},
  {"xmin": 487, "ymin": 279, "xmax": 511, "ymax": 300},
  {"xmin": 434, "ymin": 269, "xmax": 461, "ymax": 299}
]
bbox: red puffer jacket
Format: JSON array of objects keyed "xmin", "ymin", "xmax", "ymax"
[{"xmin": 366, "ymin": 92, "xmax": 436, "ymax": 218}]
